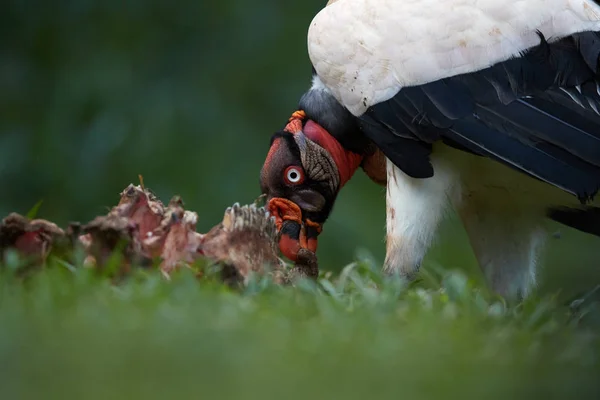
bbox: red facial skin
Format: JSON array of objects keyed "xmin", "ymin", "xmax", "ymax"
[
  {"xmin": 267, "ymin": 197, "xmax": 304, "ymax": 261},
  {"xmin": 271, "ymin": 219, "xmax": 318, "ymax": 262},
  {"xmin": 278, "ymin": 227, "xmax": 302, "ymax": 261}
]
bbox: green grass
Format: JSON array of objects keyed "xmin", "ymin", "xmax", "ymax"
[{"xmin": 1, "ymin": 250, "xmax": 599, "ymax": 400}]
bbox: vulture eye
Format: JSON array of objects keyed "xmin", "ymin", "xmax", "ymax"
[{"xmin": 284, "ymin": 166, "xmax": 304, "ymax": 185}]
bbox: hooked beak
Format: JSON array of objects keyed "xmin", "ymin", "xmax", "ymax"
[{"xmin": 267, "ymin": 197, "xmax": 320, "ymax": 261}]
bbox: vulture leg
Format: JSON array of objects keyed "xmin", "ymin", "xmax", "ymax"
[
  {"xmin": 455, "ymin": 190, "xmax": 548, "ymax": 300},
  {"xmin": 383, "ymin": 157, "xmax": 459, "ymax": 278}
]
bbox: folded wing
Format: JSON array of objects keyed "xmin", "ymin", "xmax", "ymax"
[{"xmin": 308, "ymin": 0, "xmax": 600, "ymax": 202}]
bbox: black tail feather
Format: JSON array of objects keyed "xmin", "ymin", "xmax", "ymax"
[{"xmin": 547, "ymin": 206, "xmax": 600, "ymax": 237}]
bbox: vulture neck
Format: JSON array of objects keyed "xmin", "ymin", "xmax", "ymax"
[
  {"xmin": 299, "ymin": 74, "xmax": 371, "ymax": 154},
  {"xmin": 294, "ymin": 74, "xmax": 371, "ymax": 187},
  {"xmin": 302, "ymin": 119, "xmax": 363, "ymax": 189}
]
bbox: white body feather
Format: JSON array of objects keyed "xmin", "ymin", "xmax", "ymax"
[
  {"xmin": 308, "ymin": 0, "xmax": 600, "ymax": 116},
  {"xmin": 308, "ymin": 0, "xmax": 600, "ymax": 298}
]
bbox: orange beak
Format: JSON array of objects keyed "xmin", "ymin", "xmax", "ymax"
[{"xmin": 268, "ymin": 197, "xmax": 319, "ymax": 261}]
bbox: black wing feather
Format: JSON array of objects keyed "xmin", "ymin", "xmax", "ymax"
[
  {"xmin": 358, "ymin": 31, "xmax": 600, "ymax": 202},
  {"xmin": 359, "ymin": 112, "xmax": 435, "ymax": 177},
  {"xmin": 573, "ymin": 31, "xmax": 600, "ymax": 72},
  {"xmin": 444, "ymin": 117, "xmax": 598, "ymax": 201}
]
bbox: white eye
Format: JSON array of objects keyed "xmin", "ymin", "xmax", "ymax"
[
  {"xmin": 287, "ymin": 168, "xmax": 301, "ymax": 183},
  {"xmin": 284, "ymin": 166, "xmax": 304, "ymax": 185}
]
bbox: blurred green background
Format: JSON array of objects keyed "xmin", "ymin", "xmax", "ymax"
[{"xmin": 1, "ymin": 0, "xmax": 598, "ymax": 299}]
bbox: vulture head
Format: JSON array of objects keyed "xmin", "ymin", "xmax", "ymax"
[{"xmin": 259, "ymin": 75, "xmax": 386, "ymax": 261}]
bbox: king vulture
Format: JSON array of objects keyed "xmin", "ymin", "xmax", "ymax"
[{"xmin": 259, "ymin": 0, "xmax": 600, "ymax": 299}]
